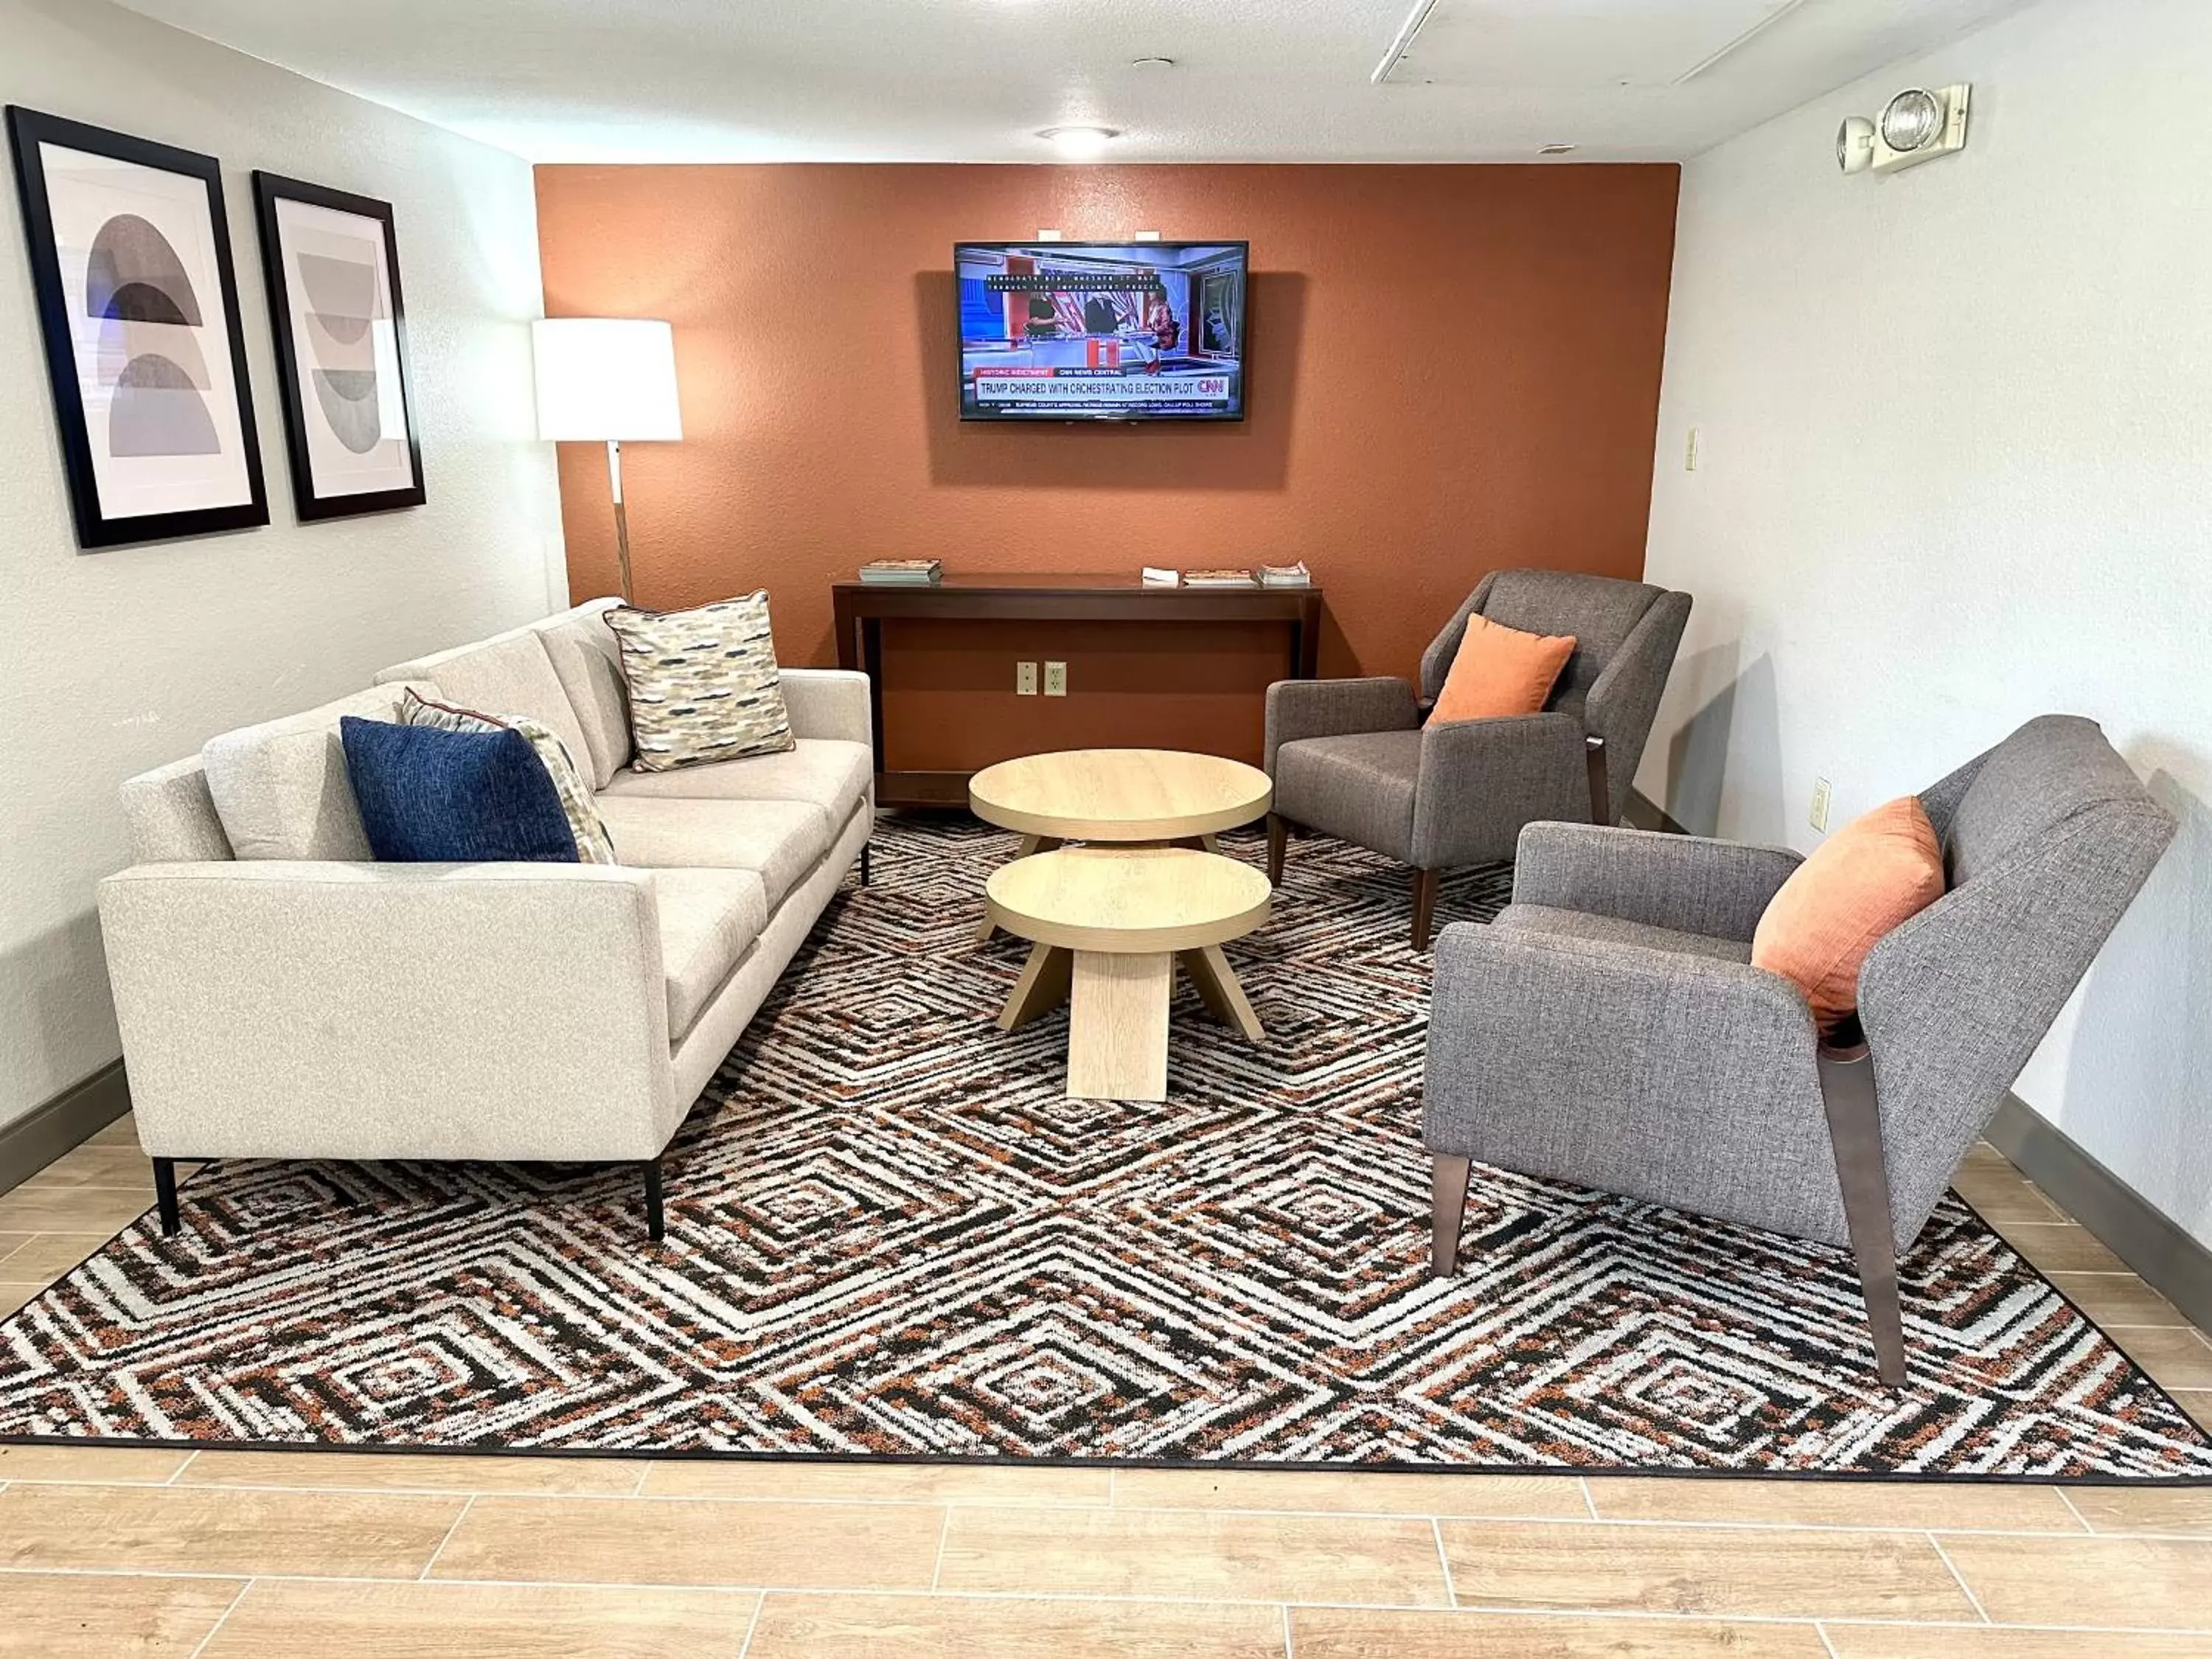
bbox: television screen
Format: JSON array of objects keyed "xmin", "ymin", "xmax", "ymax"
[{"xmin": 956, "ymin": 240, "xmax": 1246, "ymax": 422}]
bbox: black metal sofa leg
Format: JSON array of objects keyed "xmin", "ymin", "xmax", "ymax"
[
  {"xmin": 153, "ymin": 1157, "xmax": 180, "ymax": 1237},
  {"xmin": 1430, "ymin": 1153, "xmax": 1470, "ymax": 1279},
  {"xmin": 1818, "ymin": 1043, "xmax": 1908, "ymax": 1386},
  {"xmin": 643, "ymin": 1158, "xmax": 666, "ymax": 1242},
  {"xmin": 859, "ymin": 842, "xmax": 872, "ymax": 888}
]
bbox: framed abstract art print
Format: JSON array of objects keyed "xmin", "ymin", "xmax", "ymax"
[
  {"xmin": 251, "ymin": 172, "xmax": 425, "ymax": 520},
  {"xmin": 5, "ymin": 106, "xmax": 268, "ymax": 549}
]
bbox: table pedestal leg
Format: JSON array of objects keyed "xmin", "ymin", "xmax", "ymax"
[
  {"xmin": 998, "ymin": 942, "xmax": 1071, "ymax": 1030},
  {"xmin": 1067, "ymin": 950, "xmax": 1171, "ymax": 1100},
  {"xmin": 1178, "ymin": 943, "xmax": 1265, "ymax": 1043},
  {"xmin": 978, "ymin": 835, "xmax": 1060, "ymax": 944}
]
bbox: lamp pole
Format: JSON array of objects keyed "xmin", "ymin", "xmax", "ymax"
[{"xmin": 607, "ymin": 437, "xmax": 635, "ymax": 604}]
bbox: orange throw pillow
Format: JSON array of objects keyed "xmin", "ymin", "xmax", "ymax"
[
  {"xmin": 1431, "ymin": 614, "xmax": 1576, "ymax": 723},
  {"xmin": 1753, "ymin": 796, "xmax": 1945, "ymax": 1028}
]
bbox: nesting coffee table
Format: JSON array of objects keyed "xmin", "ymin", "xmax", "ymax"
[
  {"xmin": 969, "ymin": 749, "xmax": 1274, "ymax": 942},
  {"xmin": 969, "ymin": 750, "xmax": 1276, "ymax": 1100}
]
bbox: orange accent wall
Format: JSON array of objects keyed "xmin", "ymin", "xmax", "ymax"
[{"xmin": 534, "ymin": 164, "xmax": 1679, "ymax": 680}]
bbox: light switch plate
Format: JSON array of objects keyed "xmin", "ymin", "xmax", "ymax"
[
  {"xmin": 1016, "ymin": 661, "xmax": 1038, "ymax": 696},
  {"xmin": 1685, "ymin": 427, "xmax": 1701, "ymax": 471},
  {"xmin": 1809, "ymin": 776, "xmax": 1832, "ymax": 832},
  {"xmin": 1044, "ymin": 661, "xmax": 1068, "ymax": 697}
]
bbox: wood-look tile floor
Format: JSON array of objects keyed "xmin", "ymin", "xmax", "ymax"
[{"xmin": 1, "ymin": 1119, "xmax": 2209, "ymax": 1657}]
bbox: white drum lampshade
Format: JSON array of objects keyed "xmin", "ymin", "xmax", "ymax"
[
  {"xmin": 532, "ymin": 318, "xmax": 682, "ymax": 600},
  {"xmin": 532, "ymin": 318, "xmax": 682, "ymax": 442}
]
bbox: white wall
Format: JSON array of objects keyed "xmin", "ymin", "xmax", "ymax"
[
  {"xmin": 0, "ymin": 0, "xmax": 564, "ymax": 1132},
  {"xmin": 1642, "ymin": 0, "xmax": 2212, "ymax": 1245}
]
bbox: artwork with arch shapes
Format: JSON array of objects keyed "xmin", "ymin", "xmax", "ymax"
[{"xmin": 4, "ymin": 105, "xmax": 267, "ymax": 547}]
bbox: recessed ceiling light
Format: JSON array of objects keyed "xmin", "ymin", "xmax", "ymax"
[
  {"xmin": 1131, "ymin": 56, "xmax": 1175, "ymax": 69},
  {"xmin": 1038, "ymin": 125, "xmax": 1119, "ymax": 161},
  {"xmin": 1537, "ymin": 143, "xmax": 1578, "ymax": 156}
]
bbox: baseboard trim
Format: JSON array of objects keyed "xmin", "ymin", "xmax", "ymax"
[
  {"xmin": 0, "ymin": 1060, "xmax": 131, "ymax": 1200},
  {"xmin": 1621, "ymin": 787, "xmax": 1688, "ymax": 835},
  {"xmin": 1989, "ymin": 1093, "xmax": 2212, "ymax": 1332}
]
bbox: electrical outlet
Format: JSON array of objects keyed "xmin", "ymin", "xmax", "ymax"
[
  {"xmin": 1685, "ymin": 427, "xmax": 1701, "ymax": 472},
  {"xmin": 1015, "ymin": 661, "xmax": 1038, "ymax": 696},
  {"xmin": 1043, "ymin": 661, "xmax": 1068, "ymax": 698},
  {"xmin": 1809, "ymin": 776, "xmax": 1833, "ymax": 832}
]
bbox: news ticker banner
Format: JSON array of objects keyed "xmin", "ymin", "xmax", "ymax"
[
  {"xmin": 973, "ymin": 372, "xmax": 1235, "ymax": 404},
  {"xmin": 984, "ymin": 274, "xmax": 1166, "ymax": 293}
]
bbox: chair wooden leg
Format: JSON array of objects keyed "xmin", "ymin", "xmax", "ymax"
[
  {"xmin": 153, "ymin": 1157, "xmax": 180, "ymax": 1237},
  {"xmin": 1585, "ymin": 735, "xmax": 1610, "ymax": 827},
  {"xmin": 643, "ymin": 1158, "xmax": 666, "ymax": 1242},
  {"xmin": 1818, "ymin": 1042, "xmax": 1907, "ymax": 1386},
  {"xmin": 1411, "ymin": 867, "xmax": 1440, "ymax": 952},
  {"xmin": 1265, "ymin": 813, "xmax": 1288, "ymax": 885},
  {"xmin": 1430, "ymin": 1153, "xmax": 1470, "ymax": 1278}
]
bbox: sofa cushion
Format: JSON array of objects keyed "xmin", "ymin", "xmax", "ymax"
[
  {"xmin": 605, "ymin": 593, "xmax": 795, "ymax": 772},
  {"xmin": 378, "ymin": 629, "xmax": 595, "ymax": 793},
  {"xmin": 599, "ymin": 738, "xmax": 871, "ymax": 825},
  {"xmin": 201, "ymin": 684, "xmax": 423, "ymax": 860},
  {"xmin": 535, "ymin": 603, "xmax": 633, "ymax": 789},
  {"xmin": 594, "ymin": 796, "xmax": 830, "ymax": 910},
  {"xmin": 340, "ymin": 717, "xmax": 580, "ymax": 863},
  {"xmin": 653, "ymin": 867, "xmax": 768, "ymax": 1040},
  {"xmin": 119, "ymin": 757, "xmax": 234, "ymax": 864}
]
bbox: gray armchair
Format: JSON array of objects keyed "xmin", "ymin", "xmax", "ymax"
[
  {"xmin": 1264, "ymin": 569, "xmax": 1691, "ymax": 948},
  {"xmin": 1422, "ymin": 714, "xmax": 2176, "ymax": 1384}
]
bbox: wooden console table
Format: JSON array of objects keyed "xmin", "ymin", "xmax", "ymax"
[{"xmin": 832, "ymin": 573, "xmax": 1324, "ymax": 809}]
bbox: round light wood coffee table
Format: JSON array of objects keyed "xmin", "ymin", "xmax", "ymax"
[
  {"xmin": 987, "ymin": 846, "xmax": 1271, "ymax": 1102},
  {"xmin": 968, "ymin": 749, "xmax": 1273, "ymax": 942}
]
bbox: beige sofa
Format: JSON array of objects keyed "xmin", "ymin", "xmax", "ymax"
[{"xmin": 98, "ymin": 599, "xmax": 872, "ymax": 1239}]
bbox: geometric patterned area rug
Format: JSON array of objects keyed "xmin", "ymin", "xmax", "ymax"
[{"xmin": 2, "ymin": 817, "xmax": 2209, "ymax": 1482}]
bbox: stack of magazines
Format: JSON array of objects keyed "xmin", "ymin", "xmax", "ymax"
[
  {"xmin": 858, "ymin": 559, "xmax": 942, "ymax": 585},
  {"xmin": 1181, "ymin": 568, "xmax": 1259, "ymax": 588},
  {"xmin": 1257, "ymin": 561, "xmax": 1312, "ymax": 588}
]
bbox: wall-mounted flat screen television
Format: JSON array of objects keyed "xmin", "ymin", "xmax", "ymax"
[{"xmin": 956, "ymin": 240, "xmax": 1246, "ymax": 422}]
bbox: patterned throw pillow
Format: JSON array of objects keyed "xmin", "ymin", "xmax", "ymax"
[
  {"xmin": 603, "ymin": 592, "xmax": 795, "ymax": 772},
  {"xmin": 400, "ymin": 690, "xmax": 619, "ymax": 863}
]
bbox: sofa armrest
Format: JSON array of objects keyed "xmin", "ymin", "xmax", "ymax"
[
  {"xmin": 97, "ymin": 860, "xmax": 678, "ymax": 1164},
  {"xmin": 1411, "ymin": 712, "xmax": 1591, "ymax": 869},
  {"xmin": 780, "ymin": 667, "xmax": 872, "ymax": 749},
  {"xmin": 1264, "ymin": 677, "xmax": 1419, "ymax": 773},
  {"xmin": 1512, "ymin": 821, "xmax": 1803, "ymax": 943}
]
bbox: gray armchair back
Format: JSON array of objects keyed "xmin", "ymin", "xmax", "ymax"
[
  {"xmin": 1860, "ymin": 715, "xmax": 2177, "ymax": 1242},
  {"xmin": 1418, "ymin": 569, "xmax": 1691, "ymax": 822}
]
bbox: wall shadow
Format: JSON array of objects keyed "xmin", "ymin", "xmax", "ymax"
[
  {"xmin": 1661, "ymin": 639, "xmax": 1745, "ymax": 837},
  {"xmin": 916, "ymin": 270, "xmax": 1304, "ymax": 492},
  {"xmin": 1, "ymin": 907, "xmax": 119, "ymax": 1130},
  {"xmin": 2055, "ymin": 759, "xmax": 2212, "ymax": 1249},
  {"xmin": 1656, "ymin": 644, "xmax": 1778, "ymax": 843}
]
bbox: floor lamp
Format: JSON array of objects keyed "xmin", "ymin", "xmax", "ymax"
[{"xmin": 532, "ymin": 318, "xmax": 683, "ymax": 604}]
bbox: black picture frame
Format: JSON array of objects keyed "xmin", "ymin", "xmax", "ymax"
[
  {"xmin": 251, "ymin": 171, "xmax": 425, "ymax": 520},
  {"xmin": 5, "ymin": 106, "xmax": 269, "ymax": 549}
]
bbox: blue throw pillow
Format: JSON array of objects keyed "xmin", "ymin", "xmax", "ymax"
[{"xmin": 339, "ymin": 717, "xmax": 580, "ymax": 863}]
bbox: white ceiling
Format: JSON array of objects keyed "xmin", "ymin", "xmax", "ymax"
[{"xmin": 118, "ymin": 0, "xmax": 2034, "ymax": 164}]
